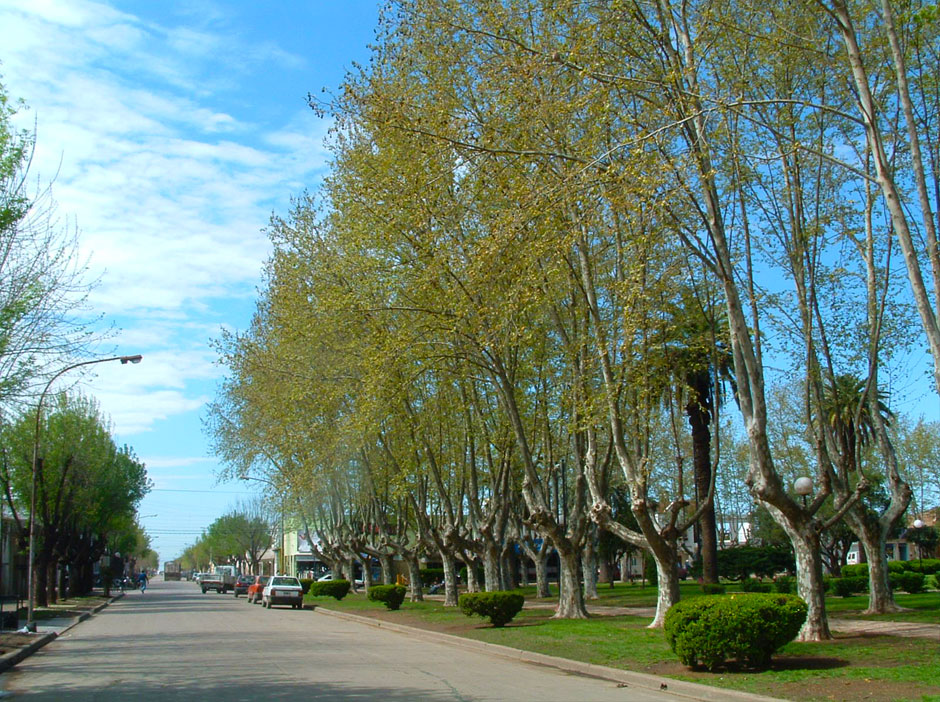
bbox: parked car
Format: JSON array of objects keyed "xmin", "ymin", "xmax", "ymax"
[
  {"xmin": 316, "ymin": 572, "xmax": 363, "ymax": 587},
  {"xmin": 247, "ymin": 575, "xmax": 270, "ymax": 604},
  {"xmin": 233, "ymin": 574, "xmax": 255, "ymax": 597},
  {"xmin": 262, "ymin": 576, "xmax": 304, "ymax": 609}
]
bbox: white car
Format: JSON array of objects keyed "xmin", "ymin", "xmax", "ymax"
[
  {"xmin": 317, "ymin": 572, "xmax": 364, "ymax": 587},
  {"xmin": 262, "ymin": 576, "xmax": 304, "ymax": 609}
]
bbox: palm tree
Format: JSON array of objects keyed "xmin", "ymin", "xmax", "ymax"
[
  {"xmin": 660, "ymin": 289, "xmax": 736, "ymax": 584},
  {"xmin": 820, "ymin": 374, "xmax": 893, "ymax": 470},
  {"xmin": 818, "ymin": 372, "xmax": 911, "ymax": 613}
]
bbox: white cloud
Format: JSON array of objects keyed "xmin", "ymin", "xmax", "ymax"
[
  {"xmin": 0, "ymin": 0, "xmax": 129, "ymax": 29},
  {"xmin": 3, "ymin": 0, "xmax": 322, "ymax": 314},
  {"xmin": 0, "ymin": 0, "xmax": 339, "ymax": 475}
]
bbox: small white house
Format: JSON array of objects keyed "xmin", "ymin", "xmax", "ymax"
[{"xmin": 846, "ymin": 539, "xmax": 912, "ymax": 564}]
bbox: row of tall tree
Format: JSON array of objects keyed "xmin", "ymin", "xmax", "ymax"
[
  {"xmin": 208, "ymin": 0, "xmax": 940, "ymax": 642},
  {"xmin": 179, "ymin": 499, "xmax": 274, "ymax": 575},
  {"xmin": 0, "ymin": 394, "xmax": 150, "ymax": 603}
]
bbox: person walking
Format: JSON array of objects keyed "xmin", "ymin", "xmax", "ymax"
[{"xmin": 138, "ymin": 571, "xmax": 148, "ymax": 593}]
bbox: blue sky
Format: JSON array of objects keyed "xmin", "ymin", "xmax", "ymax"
[{"xmin": 0, "ymin": 0, "xmax": 380, "ymax": 563}]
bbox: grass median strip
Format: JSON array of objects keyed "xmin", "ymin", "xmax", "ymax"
[{"xmin": 309, "ymin": 582, "xmax": 940, "ymax": 702}]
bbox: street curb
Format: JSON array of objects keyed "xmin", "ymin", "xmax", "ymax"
[
  {"xmin": 0, "ymin": 633, "xmax": 56, "ymax": 675},
  {"xmin": 315, "ymin": 607, "xmax": 787, "ymax": 702},
  {"xmin": 0, "ymin": 593, "xmax": 121, "ymax": 674}
]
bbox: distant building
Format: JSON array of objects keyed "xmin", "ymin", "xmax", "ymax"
[
  {"xmin": 0, "ymin": 509, "xmax": 26, "ymax": 597},
  {"xmin": 845, "ymin": 508, "xmax": 939, "ymax": 564},
  {"xmin": 282, "ymin": 529, "xmax": 328, "ymax": 578},
  {"xmin": 845, "ymin": 540, "xmax": 913, "ymax": 565}
]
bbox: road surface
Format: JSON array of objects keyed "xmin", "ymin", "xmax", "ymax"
[{"xmin": 0, "ymin": 579, "xmax": 714, "ymax": 701}]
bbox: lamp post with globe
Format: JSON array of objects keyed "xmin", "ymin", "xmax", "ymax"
[
  {"xmin": 912, "ymin": 519, "xmax": 925, "ymax": 572},
  {"xmin": 794, "ymin": 477, "xmax": 813, "ymax": 508}
]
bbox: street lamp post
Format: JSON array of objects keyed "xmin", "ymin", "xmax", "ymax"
[
  {"xmin": 794, "ymin": 477, "xmax": 813, "ymax": 508},
  {"xmin": 240, "ymin": 474, "xmax": 283, "ymax": 575},
  {"xmin": 912, "ymin": 519, "xmax": 925, "ymax": 572},
  {"xmin": 27, "ymin": 354, "xmax": 142, "ymax": 631}
]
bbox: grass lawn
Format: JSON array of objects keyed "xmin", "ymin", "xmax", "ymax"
[
  {"xmin": 824, "ymin": 591, "xmax": 940, "ymax": 623},
  {"xmin": 309, "ymin": 585, "xmax": 940, "ymax": 702},
  {"xmin": 12, "ymin": 592, "xmax": 112, "ymax": 621}
]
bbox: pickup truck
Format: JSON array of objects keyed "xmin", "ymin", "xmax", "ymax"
[{"xmin": 200, "ymin": 565, "xmax": 238, "ymax": 594}]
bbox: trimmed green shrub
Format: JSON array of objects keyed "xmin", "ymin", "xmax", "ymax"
[
  {"xmin": 842, "ymin": 560, "xmax": 911, "ymax": 578},
  {"xmin": 368, "ymin": 584, "xmax": 407, "ymax": 610},
  {"xmin": 740, "ymin": 579, "xmax": 772, "ymax": 593},
  {"xmin": 891, "ymin": 571, "xmax": 926, "ymax": 594},
  {"xmin": 701, "ymin": 583, "xmax": 726, "ymax": 596},
  {"xmin": 773, "ymin": 576, "xmax": 795, "ymax": 594},
  {"xmin": 841, "ymin": 563, "xmax": 866, "ymax": 578},
  {"xmin": 459, "ymin": 591, "xmax": 525, "ymax": 627},
  {"xmin": 306, "ymin": 579, "xmax": 350, "ymax": 600},
  {"xmin": 909, "ymin": 558, "xmax": 940, "ymax": 575},
  {"xmin": 664, "ymin": 593, "xmax": 807, "ymax": 670},
  {"xmin": 705, "ymin": 546, "xmax": 795, "ymax": 581},
  {"xmin": 831, "ymin": 576, "xmax": 868, "ymax": 597},
  {"xmin": 299, "ymin": 578, "xmax": 314, "ymax": 594}
]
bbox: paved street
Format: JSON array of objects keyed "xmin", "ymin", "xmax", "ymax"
[{"xmin": 0, "ymin": 579, "xmax": 725, "ymax": 701}]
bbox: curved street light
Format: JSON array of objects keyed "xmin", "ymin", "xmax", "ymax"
[
  {"xmin": 240, "ymin": 474, "xmax": 284, "ymax": 575},
  {"xmin": 27, "ymin": 354, "xmax": 143, "ymax": 630}
]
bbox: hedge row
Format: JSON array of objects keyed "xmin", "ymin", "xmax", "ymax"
[
  {"xmin": 830, "ymin": 572, "xmax": 926, "ymax": 596},
  {"xmin": 841, "ymin": 559, "xmax": 940, "ymax": 577},
  {"xmin": 724, "ymin": 576, "xmax": 795, "ymax": 595},
  {"xmin": 664, "ymin": 593, "xmax": 807, "ymax": 670},
  {"xmin": 740, "ymin": 579, "xmax": 773, "ymax": 593},
  {"xmin": 691, "ymin": 546, "xmax": 795, "ymax": 581}
]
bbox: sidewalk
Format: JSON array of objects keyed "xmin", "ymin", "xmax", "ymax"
[
  {"xmin": 828, "ymin": 617, "xmax": 940, "ymax": 639},
  {"xmin": 0, "ymin": 592, "xmax": 121, "ymax": 674}
]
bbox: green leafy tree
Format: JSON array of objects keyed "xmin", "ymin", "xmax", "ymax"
[
  {"xmin": 894, "ymin": 417, "xmax": 940, "ymax": 512},
  {"xmin": 204, "ymin": 501, "xmax": 273, "ymax": 574},
  {"xmin": 0, "ymin": 393, "xmax": 149, "ymax": 603},
  {"xmin": 0, "ymin": 80, "xmax": 100, "ymax": 407},
  {"xmin": 907, "ymin": 524, "xmax": 939, "ymax": 560}
]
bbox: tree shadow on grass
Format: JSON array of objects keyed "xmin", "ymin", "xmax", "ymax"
[
  {"xmin": 762, "ymin": 656, "xmax": 850, "ymax": 672},
  {"xmin": 681, "ymin": 656, "xmax": 850, "ymax": 674}
]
